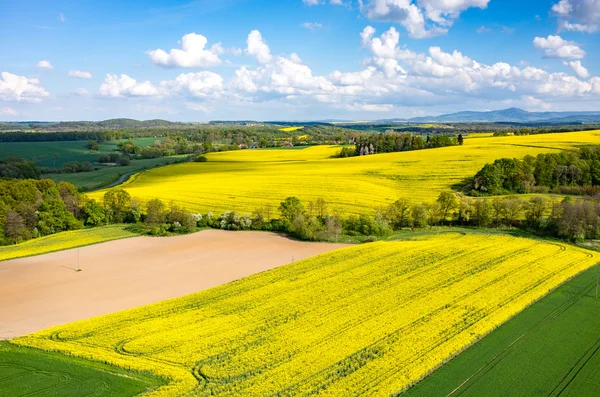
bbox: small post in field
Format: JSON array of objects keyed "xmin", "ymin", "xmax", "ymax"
[
  {"xmin": 292, "ymin": 256, "xmax": 295, "ymax": 282},
  {"xmin": 77, "ymin": 248, "xmax": 82, "ymax": 272}
]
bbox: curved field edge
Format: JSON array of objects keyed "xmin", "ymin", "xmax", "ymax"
[
  {"xmin": 11, "ymin": 232, "xmax": 600, "ymax": 396},
  {"xmin": 0, "ymin": 341, "xmax": 165, "ymax": 397},
  {"xmin": 403, "ymin": 264, "xmax": 600, "ymax": 397},
  {"xmin": 0, "ymin": 225, "xmax": 139, "ymax": 262}
]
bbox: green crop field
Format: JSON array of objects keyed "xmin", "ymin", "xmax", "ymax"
[
  {"xmin": 0, "ymin": 341, "xmax": 164, "ymax": 397},
  {"xmin": 0, "ymin": 138, "xmax": 162, "ymax": 167},
  {"xmin": 0, "ymin": 137, "xmax": 188, "ymax": 190},
  {"xmin": 405, "ymin": 264, "xmax": 600, "ymax": 397},
  {"xmin": 48, "ymin": 155, "xmax": 188, "ymax": 190}
]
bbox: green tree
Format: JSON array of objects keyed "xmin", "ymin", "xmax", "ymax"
[
  {"xmin": 458, "ymin": 197, "xmax": 474, "ymax": 225},
  {"xmin": 145, "ymin": 199, "xmax": 166, "ymax": 225},
  {"xmin": 426, "ymin": 202, "xmax": 443, "ymax": 227},
  {"xmin": 82, "ymin": 199, "xmax": 107, "ymax": 226},
  {"xmin": 279, "ymin": 197, "xmax": 305, "ymax": 223},
  {"xmin": 410, "ymin": 204, "xmax": 428, "ymax": 229},
  {"xmin": 58, "ymin": 182, "xmax": 81, "ymax": 216},
  {"xmin": 181, "ymin": 212, "xmax": 197, "ymax": 233},
  {"xmin": 437, "ymin": 192, "xmax": 459, "ymax": 222},
  {"xmin": 315, "ymin": 198, "xmax": 328, "ymax": 218},
  {"xmin": 525, "ymin": 196, "xmax": 547, "ymax": 229},
  {"xmin": 492, "ymin": 198, "xmax": 505, "ymax": 226},
  {"xmin": 386, "ymin": 198, "xmax": 411, "ymax": 229},
  {"xmin": 86, "ymin": 140, "xmax": 100, "ymax": 151},
  {"xmin": 473, "ymin": 199, "xmax": 492, "ymax": 227},
  {"xmin": 129, "ymin": 200, "xmax": 142, "ymax": 223},
  {"xmin": 5, "ymin": 210, "xmax": 26, "ymax": 243},
  {"xmin": 502, "ymin": 197, "xmax": 523, "ymax": 227},
  {"xmin": 292, "ymin": 214, "xmax": 322, "ymax": 240},
  {"xmin": 325, "ymin": 215, "xmax": 342, "ymax": 240},
  {"xmin": 103, "ymin": 189, "xmax": 132, "ymax": 223},
  {"xmin": 36, "ymin": 198, "xmax": 81, "ymax": 235}
]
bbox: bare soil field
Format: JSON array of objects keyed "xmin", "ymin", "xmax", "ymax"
[{"xmin": 0, "ymin": 230, "xmax": 349, "ymax": 339}]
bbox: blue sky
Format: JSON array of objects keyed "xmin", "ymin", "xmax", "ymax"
[{"xmin": 1, "ymin": 0, "xmax": 599, "ymax": 121}]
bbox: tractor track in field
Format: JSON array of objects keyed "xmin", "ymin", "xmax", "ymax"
[{"xmin": 548, "ymin": 328, "xmax": 600, "ymax": 396}]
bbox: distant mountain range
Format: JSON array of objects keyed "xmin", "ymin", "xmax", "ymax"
[
  {"xmin": 3, "ymin": 108, "xmax": 600, "ymax": 128},
  {"xmin": 402, "ymin": 108, "xmax": 600, "ymax": 124}
]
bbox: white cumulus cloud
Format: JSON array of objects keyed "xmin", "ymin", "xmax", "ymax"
[
  {"xmin": 564, "ymin": 60, "xmax": 590, "ymax": 79},
  {"xmin": 98, "ymin": 72, "xmax": 224, "ymax": 100},
  {"xmin": 533, "ymin": 35, "xmax": 585, "ymax": 60},
  {"xmin": 246, "ymin": 30, "xmax": 272, "ymax": 64},
  {"xmin": 148, "ymin": 33, "xmax": 223, "ymax": 68},
  {"xmin": 36, "ymin": 60, "xmax": 53, "ymax": 70},
  {"xmin": 0, "ymin": 72, "xmax": 50, "ymax": 102},
  {"xmin": 84, "ymin": 28, "xmax": 600, "ymax": 118},
  {"xmin": 99, "ymin": 74, "xmax": 160, "ymax": 97},
  {"xmin": 68, "ymin": 70, "xmax": 93, "ymax": 79},
  {"xmin": 160, "ymin": 72, "xmax": 224, "ymax": 98},
  {"xmin": 359, "ymin": 0, "xmax": 490, "ymax": 38},
  {"xmin": 552, "ymin": 0, "xmax": 600, "ymax": 32}
]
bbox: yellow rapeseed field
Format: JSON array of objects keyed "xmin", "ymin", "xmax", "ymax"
[
  {"xmin": 89, "ymin": 131, "xmax": 600, "ymax": 215},
  {"xmin": 14, "ymin": 232, "xmax": 598, "ymax": 396},
  {"xmin": 279, "ymin": 126, "xmax": 304, "ymax": 132},
  {"xmin": 0, "ymin": 225, "xmax": 137, "ymax": 262}
]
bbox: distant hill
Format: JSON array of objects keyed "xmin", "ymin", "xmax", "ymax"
[
  {"xmin": 3, "ymin": 109, "xmax": 600, "ymax": 130},
  {"xmin": 0, "ymin": 119, "xmax": 193, "ymax": 132},
  {"xmin": 52, "ymin": 119, "xmax": 186, "ymax": 129},
  {"xmin": 407, "ymin": 108, "xmax": 600, "ymax": 123}
]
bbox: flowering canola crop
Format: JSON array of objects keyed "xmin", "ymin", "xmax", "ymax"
[
  {"xmin": 89, "ymin": 131, "xmax": 600, "ymax": 215},
  {"xmin": 0, "ymin": 225, "xmax": 137, "ymax": 262},
  {"xmin": 14, "ymin": 232, "xmax": 599, "ymax": 396}
]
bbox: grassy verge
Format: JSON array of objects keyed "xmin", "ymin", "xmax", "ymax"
[
  {"xmin": 0, "ymin": 341, "xmax": 165, "ymax": 397},
  {"xmin": 403, "ymin": 264, "xmax": 600, "ymax": 397},
  {"xmin": 0, "ymin": 225, "xmax": 139, "ymax": 262}
]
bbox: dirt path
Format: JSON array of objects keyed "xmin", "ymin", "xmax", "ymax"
[
  {"xmin": 102, "ymin": 171, "xmax": 134, "ymax": 189},
  {"xmin": 0, "ymin": 230, "xmax": 349, "ymax": 340}
]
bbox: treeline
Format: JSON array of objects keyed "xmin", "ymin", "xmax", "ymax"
[
  {"xmin": 2, "ymin": 157, "xmax": 96, "ymax": 178},
  {"xmin": 351, "ymin": 133, "xmax": 459, "ymax": 156},
  {"xmin": 40, "ymin": 161, "xmax": 94, "ymax": 174},
  {"xmin": 384, "ymin": 193, "xmax": 600, "ymax": 242},
  {"xmin": 0, "ymin": 179, "xmax": 83, "ymax": 244},
  {"xmin": 100, "ymin": 191, "xmax": 600, "ymax": 243},
  {"xmin": 2, "ymin": 177, "xmax": 599, "ymax": 246},
  {"xmin": 472, "ymin": 146, "xmax": 600, "ymax": 196},
  {"xmin": 0, "ymin": 131, "xmax": 112, "ymax": 142},
  {"xmin": 492, "ymin": 128, "xmax": 585, "ymax": 137},
  {"xmin": 0, "ymin": 157, "xmax": 40, "ymax": 180},
  {"xmin": 0, "ymin": 124, "xmax": 358, "ymax": 146},
  {"xmin": 345, "ymin": 123, "xmax": 600, "ymax": 135},
  {"xmin": 116, "ymin": 137, "xmax": 209, "ymax": 159}
]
